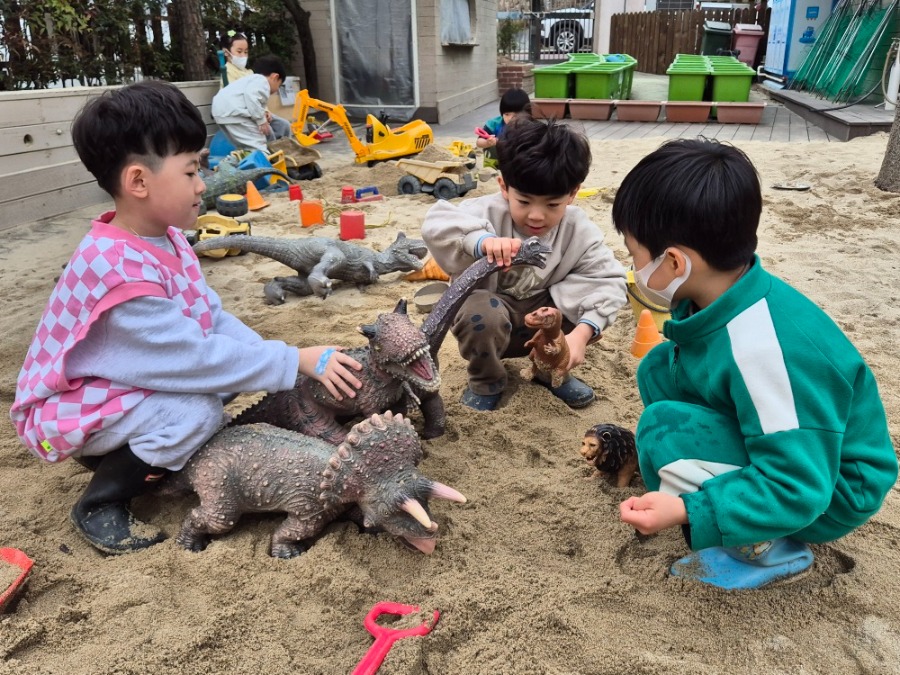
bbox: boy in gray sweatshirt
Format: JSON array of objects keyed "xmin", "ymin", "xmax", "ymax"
[{"xmin": 422, "ymin": 118, "xmax": 626, "ymax": 411}]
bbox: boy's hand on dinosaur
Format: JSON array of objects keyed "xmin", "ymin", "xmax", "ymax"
[
  {"xmin": 299, "ymin": 346, "xmax": 362, "ymax": 400},
  {"xmin": 482, "ymin": 237, "xmax": 521, "ymax": 267}
]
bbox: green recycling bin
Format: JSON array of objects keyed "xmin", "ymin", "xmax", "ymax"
[{"xmin": 701, "ymin": 21, "xmax": 733, "ymax": 56}]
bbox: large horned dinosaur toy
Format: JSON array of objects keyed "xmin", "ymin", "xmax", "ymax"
[
  {"xmin": 166, "ymin": 411, "xmax": 466, "ymax": 558},
  {"xmin": 231, "ymin": 237, "xmax": 552, "ymax": 442},
  {"xmin": 193, "ymin": 233, "xmax": 429, "ymax": 301}
]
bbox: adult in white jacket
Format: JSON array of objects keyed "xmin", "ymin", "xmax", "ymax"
[{"xmin": 212, "ymin": 54, "xmax": 285, "ymax": 153}]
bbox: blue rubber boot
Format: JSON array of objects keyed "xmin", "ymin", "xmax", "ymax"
[
  {"xmin": 535, "ymin": 375, "xmax": 595, "ymax": 409},
  {"xmin": 670, "ymin": 538, "xmax": 813, "ymax": 590},
  {"xmin": 460, "ymin": 386, "xmax": 502, "ymax": 411}
]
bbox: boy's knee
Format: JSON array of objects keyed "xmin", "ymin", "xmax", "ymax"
[{"xmin": 452, "ymin": 294, "xmax": 512, "ymax": 339}]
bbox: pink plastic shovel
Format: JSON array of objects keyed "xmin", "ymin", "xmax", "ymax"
[
  {"xmin": 0, "ymin": 548, "xmax": 34, "ymax": 611},
  {"xmin": 351, "ymin": 601, "xmax": 440, "ymax": 675}
]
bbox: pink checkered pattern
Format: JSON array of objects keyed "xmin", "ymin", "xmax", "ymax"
[{"xmin": 11, "ymin": 216, "xmax": 213, "ymax": 462}]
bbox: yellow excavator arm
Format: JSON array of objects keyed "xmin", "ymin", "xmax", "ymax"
[{"xmin": 290, "ymin": 89, "xmax": 433, "ymax": 164}]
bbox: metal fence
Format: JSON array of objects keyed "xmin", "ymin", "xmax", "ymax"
[
  {"xmin": 498, "ymin": 7, "xmax": 597, "ymax": 64},
  {"xmin": 499, "ymin": 5, "xmax": 768, "ymax": 70}
]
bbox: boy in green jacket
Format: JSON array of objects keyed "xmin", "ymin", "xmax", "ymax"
[{"xmin": 614, "ymin": 138, "xmax": 898, "ymax": 590}]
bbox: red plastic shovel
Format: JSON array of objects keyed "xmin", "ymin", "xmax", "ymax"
[
  {"xmin": 351, "ymin": 601, "xmax": 440, "ymax": 675},
  {"xmin": 0, "ymin": 548, "xmax": 34, "ymax": 611}
]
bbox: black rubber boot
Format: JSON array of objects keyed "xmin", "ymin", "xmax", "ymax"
[
  {"xmin": 70, "ymin": 446, "xmax": 168, "ymax": 555},
  {"xmin": 72, "ymin": 455, "xmax": 102, "ymax": 471}
]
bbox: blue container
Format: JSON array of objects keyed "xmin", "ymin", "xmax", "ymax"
[
  {"xmin": 207, "ymin": 130, "xmax": 237, "ymax": 170},
  {"xmin": 238, "ymin": 150, "xmax": 275, "ymax": 191}
]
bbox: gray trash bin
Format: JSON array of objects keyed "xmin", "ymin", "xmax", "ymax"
[{"xmin": 701, "ymin": 21, "xmax": 733, "ymax": 56}]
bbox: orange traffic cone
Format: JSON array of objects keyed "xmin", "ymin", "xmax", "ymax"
[
  {"xmin": 405, "ymin": 256, "xmax": 450, "ymax": 282},
  {"xmin": 245, "ymin": 181, "xmax": 269, "ymax": 210},
  {"xmin": 631, "ymin": 309, "xmax": 664, "ymax": 358}
]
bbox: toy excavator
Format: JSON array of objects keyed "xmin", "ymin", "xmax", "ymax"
[{"xmin": 290, "ymin": 89, "xmax": 433, "ymax": 165}]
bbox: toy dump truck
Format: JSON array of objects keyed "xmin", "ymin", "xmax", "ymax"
[{"xmin": 395, "ymin": 159, "xmax": 477, "ymax": 200}]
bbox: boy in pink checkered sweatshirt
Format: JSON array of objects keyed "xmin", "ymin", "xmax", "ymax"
[{"xmin": 10, "ymin": 81, "xmax": 362, "ymax": 555}]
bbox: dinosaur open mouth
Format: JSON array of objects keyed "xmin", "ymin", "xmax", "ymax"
[
  {"xmin": 406, "ymin": 350, "xmax": 434, "ymax": 380},
  {"xmin": 403, "ymin": 535, "xmax": 437, "ymax": 554},
  {"xmin": 393, "ymin": 347, "xmax": 441, "ymax": 392}
]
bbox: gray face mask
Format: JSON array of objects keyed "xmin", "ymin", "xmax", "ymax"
[
  {"xmin": 633, "ymin": 249, "xmax": 692, "ymax": 310},
  {"xmin": 231, "ymin": 56, "xmax": 248, "ymax": 69}
]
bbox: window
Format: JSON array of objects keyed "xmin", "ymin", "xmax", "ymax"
[{"xmin": 441, "ymin": 0, "xmax": 476, "ymax": 45}]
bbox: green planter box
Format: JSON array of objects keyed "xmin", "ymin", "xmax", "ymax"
[
  {"xmin": 574, "ymin": 64, "xmax": 625, "ymax": 99},
  {"xmin": 666, "ymin": 66, "xmax": 711, "ymax": 101},
  {"xmin": 563, "ymin": 54, "xmax": 637, "ymax": 100},
  {"xmin": 672, "ymin": 54, "xmax": 707, "ymax": 64},
  {"xmin": 567, "ymin": 53, "xmax": 605, "ymax": 65},
  {"xmin": 709, "ymin": 64, "xmax": 755, "ymax": 102},
  {"xmin": 614, "ymin": 54, "xmax": 638, "ymax": 98},
  {"xmin": 534, "ymin": 64, "xmax": 577, "ymax": 99}
]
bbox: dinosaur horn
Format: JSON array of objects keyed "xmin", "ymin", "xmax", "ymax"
[
  {"xmin": 401, "ymin": 498, "xmax": 433, "ymax": 529},
  {"xmin": 394, "ymin": 298, "xmax": 408, "ymax": 315},
  {"xmin": 357, "ymin": 324, "xmax": 376, "ymax": 338},
  {"xmin": 430, "ymin": 482, "xmax": 467, "ymax": 503}
]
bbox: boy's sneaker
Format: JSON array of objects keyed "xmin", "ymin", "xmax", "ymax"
[
  {"xmin": 460, "ymin": 386, "xmax": 501, "ymax": 411},
  {"xmin": 536, "ymin": 375, "xmax": 595, "ymax": 409}
]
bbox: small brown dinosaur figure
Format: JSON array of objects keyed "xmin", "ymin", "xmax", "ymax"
[
  {"xmin": 520, "ymin": 307, "xmax": 570, "ymax": 388},
  {"xmin": 580, "ymin": 424, "xmax": 639, "ymax": 488}
]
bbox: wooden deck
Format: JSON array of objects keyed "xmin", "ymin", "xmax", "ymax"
[
  {"xmin": 438, "ymin": 81, "xmax": 841, "ymax": 143},
  {"xmin": 764, "ymin": 87, "xmax": 894, "ymax": 142},
  {"xmin": 573, "ymin": 104, "xmax": 836, "ymax": 142}
]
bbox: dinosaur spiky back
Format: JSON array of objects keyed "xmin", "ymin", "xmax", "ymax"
[{"xmin": 318, "ymin": 411, "xmax": 421, "ymax": 505}]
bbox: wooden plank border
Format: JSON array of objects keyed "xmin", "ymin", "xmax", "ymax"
[{"xmin": 0, "ymin": 80, "xmax": 220, "ymax": 231}]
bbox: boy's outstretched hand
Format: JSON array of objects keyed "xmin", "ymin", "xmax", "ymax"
[
  {"xmin": 298, "ymin": 346, "xmax": 362, "ymax": 400},
  {"xmin": 619, "ymin": 492, "xmax": 688, "ymax": 535},
  {"xmin": 482, "ymin": 237, "xmax": 521, "ymax": 267}
]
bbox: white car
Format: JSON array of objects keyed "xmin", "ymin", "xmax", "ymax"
[{"xmin": 541, "ymin": 2, "xmax": 594, "ymax": 54}]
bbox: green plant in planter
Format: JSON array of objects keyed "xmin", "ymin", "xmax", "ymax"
[{"xmin": 497, "ymin": 18, "xmax": 526, "ymax": 57}]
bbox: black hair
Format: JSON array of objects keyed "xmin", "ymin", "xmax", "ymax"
[
  {"xmin": 71, "ymin": 80, "xmax": 207, "ymax": 198},
  {"xmin": 495, "ymin": 117, "xmax": 590, "ymax": 196},
  {"xmin": 252, "ymin": 55, "xmax": 285, "ymax": 81},
  {"xmin": 612, "ymin": 138, "xmax": 761, "ymax": 271},
  {"xmin": 222, "ymin": 31, "xmax": 248, "ymax": 49},
  {"xmin": 499, "ymin": 88, "xmax": 531, "ymax": 115}
]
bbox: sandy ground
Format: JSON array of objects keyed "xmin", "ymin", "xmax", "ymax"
[{"xmin": 1, "ymin": 132, "xmax": 900, "ymax": 675}]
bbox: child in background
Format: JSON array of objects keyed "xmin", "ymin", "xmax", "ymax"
[
  {"xmin": 221, "ymin": 30, "xmax": 252, "ymax": 84},
  {"xmin": 614, "ymin": 138, "xmax": 897, "ymax": 589},
  {"xmin": 10, "ymin": 81, "xmax": 362, "ymax": 555},
  {"xmin": 212, "ymin": 54, "xmax": 286, "ymax": 153},
  {"xmin": 220, "ymin": 31, "xmax": 292, "ymax": 142},
  {"xmin": 477, "ymin": 88, "xmax": 531, "ymax": 170},
  {"xmin": 423, "ymin": 117, "xmax": 627, "ymax": 411}
]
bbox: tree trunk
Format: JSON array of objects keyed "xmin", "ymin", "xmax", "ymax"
[
  {"xmin": 170, "ymin": 0, "xmax": 208, "ymax": 81},
  {"xmin": 1, "ymin": 1, "xmax": 25, "ymax": 90},
  {"xmin": 280, "ymin": 0, "xmax": 318, "ymax": 94},
  {"xmin": 875, "ymin": 106, "xmax": 900, "ymax": 192}
]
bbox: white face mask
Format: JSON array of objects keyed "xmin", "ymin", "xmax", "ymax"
[
  {"xmin": 633, "ymin": 249, "xmax": 692, "ymax": 310},
  {"xmin": 232, "ymin": 56, "xmax": 248, "ymax": 69}
]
